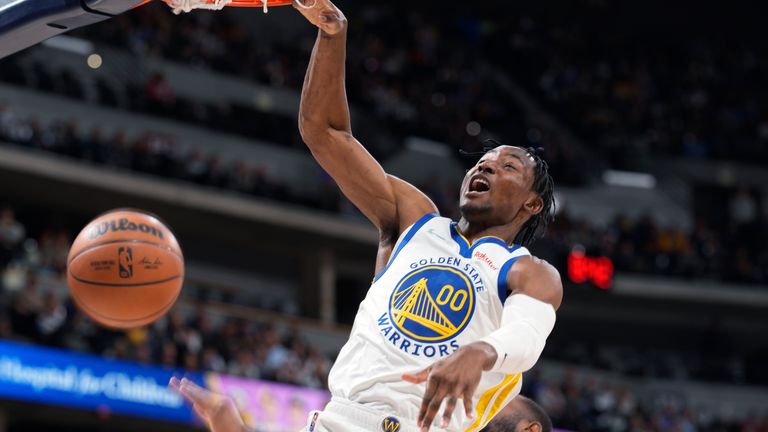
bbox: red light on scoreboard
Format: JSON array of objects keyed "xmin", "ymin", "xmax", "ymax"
[{"xmin": 567, "ymin": 250, "xmax": 614, "ymax": 290}]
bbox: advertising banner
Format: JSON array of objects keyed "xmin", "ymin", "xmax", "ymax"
[
  {"xmin": 0, "ymin": 339, "xmax": 200, "ymax": 423},
  {"xmin": 206, "ymin": 374, "xmax": 330, "ymax": 432}
]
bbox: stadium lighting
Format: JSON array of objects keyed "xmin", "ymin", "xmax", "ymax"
[
  {"xmin": 87, "ymin": 53, "xmax": 103, "ymax": 69},
  {"xmin": 602, "ymin": 170, "xmax": 657, "ymax": 189}
]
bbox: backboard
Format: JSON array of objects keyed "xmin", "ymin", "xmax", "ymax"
[{"xmin": 0, "ymin": 0, "xmax": 146, "ymax": 59}]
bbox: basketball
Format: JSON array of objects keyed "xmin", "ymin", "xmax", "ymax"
[{"xmin": 66, "ymin": 209, "xmax": 184, "ymax": 329}]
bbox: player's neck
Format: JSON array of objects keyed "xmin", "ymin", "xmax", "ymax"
[{"xmin": 455, "ymin": 217, "xmax": 521, "ymax": 246}]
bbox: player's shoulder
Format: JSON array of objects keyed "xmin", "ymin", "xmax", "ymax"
[
  {"xmin": 508, "ymin": 254, "xmax": 563, "ymax": 310},
  {"xmin": 520, "ymin": 254, "xmax": 560, "ymax": 277}
]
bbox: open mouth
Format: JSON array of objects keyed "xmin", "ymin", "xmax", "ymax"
[{"xmin": 468, "ymin": 176, "xmax": 490, "ymax": 193}]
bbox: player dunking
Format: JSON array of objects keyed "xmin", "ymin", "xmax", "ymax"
[{"xmin": 174, "ymin": 0, "xmax": 562, "ymax": 431}]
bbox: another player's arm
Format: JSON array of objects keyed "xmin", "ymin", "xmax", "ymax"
[
  {"xmin": 294, "ymin": 0, "xmax": 437, "ymax": 242},
  {"xmin": 169, "ymin": 378, "xmax": 249, "ymax": 432},
  {"xmin": 404, "ymin": 258, "xmax": 562, "ymax": 431}
]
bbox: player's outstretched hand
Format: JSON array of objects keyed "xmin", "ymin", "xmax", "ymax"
[
  {"xmin": 403, "ymin": 343, "xmax": 496, "ymax": 431},
  {"xmin": 169, "ymin": 377, "xmax": 249, "ymax": 432},
  {"xmin": 293, "ymin": 0, "xmax": 347, "ymax": 36}
]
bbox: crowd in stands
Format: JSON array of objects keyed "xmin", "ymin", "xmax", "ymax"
[
  {"xmin": 0, "ymin": 57, "xmax": 301, "ymax": 150},
  {"xmin": 0, "ymin": 104, "xmax": 343, "ymax": 213},
  {"xmin": 4, "ymin": 95, "xmax": 768, "ymax": 286},
  {"xmin": 464, "ymin": 0, "xmax": 768, "ymax": 169},
  {"xmin": 0, "ymin": 1, "xmax": 587, "ymax": 185},
  {"xmin": 72, "ymin": 0, "xmax": 768, "ymax": 171},
  {"xmin": 2, "ymin": 1, "xmax": 765, "ymax": 179},
  {"xmin": 2, "ymin": 100, "xmax": 767, "ymax": 286},
  {"xmin": 78, "ymin": 2, "xmax": 530, "ymax": 150},
  {"xmin": 522, "ymin": 370, "xmax": 768, "ymax": 432},
  {"xmin": 534, "ymin": 194, "xmax": 768, "ymax": 285}
]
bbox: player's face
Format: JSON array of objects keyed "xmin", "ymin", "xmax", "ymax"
[{"xmin": 459, "ymin": 146, "xmax": 540, "ymax": 226}]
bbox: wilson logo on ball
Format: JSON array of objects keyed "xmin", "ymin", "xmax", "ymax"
[{"xmin": 87, "ymin": 218, "xmax": 165, "ymax": 241}]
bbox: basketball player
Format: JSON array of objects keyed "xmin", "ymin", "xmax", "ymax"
[
  {"xmin": 289, "ymin": 0, "xmax": 562, "ymax": 430},
  {"xmin": 171, "ymin": 0, "xmax": 561, "ymax": 430},
  {"xmin": 169, "ymin": 378, "xmax": 552, "ymax": 432}
]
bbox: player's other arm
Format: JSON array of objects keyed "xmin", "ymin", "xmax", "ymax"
[{"xmin": 294, "ymin": 0, "xmax": 436, "ymax": 240}]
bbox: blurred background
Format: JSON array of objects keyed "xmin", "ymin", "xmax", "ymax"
[{"xmin": 0, "ymin": 0, "xmax": 766, "ymax": 431}]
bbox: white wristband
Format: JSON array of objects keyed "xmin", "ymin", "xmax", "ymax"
[{"xmin": 480, "ymin": 294, "xmax": 556, "ymax": 374}]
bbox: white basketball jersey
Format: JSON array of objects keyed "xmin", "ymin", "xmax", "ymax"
[{"xmin": 328, "ymin": 214, "xmax": 531, "ymax": 432}]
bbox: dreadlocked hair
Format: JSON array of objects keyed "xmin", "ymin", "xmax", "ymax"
[{"xmin": 461, "ymin": 139, "xmax": 556, "ymax": 247}]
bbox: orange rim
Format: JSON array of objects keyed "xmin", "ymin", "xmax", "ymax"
[
  {"xmin": 228, "ymin": 0, "xmax": 293, "ymax": 5},
  {"xmin": 136, "ymin": 0, "xmax": 293, "ymax": 7}
]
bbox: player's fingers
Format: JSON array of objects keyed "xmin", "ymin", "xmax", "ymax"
[
  {"xmin": 168, "ymin": 376, "xmax": 181, "ymax": 392},
  {"xmin": 417, "ymin": 375, "xmax": 439, "ymax": 427},
  {"xmin": 293, "ymin": 0, "xmax": 345, "ymax": 34},
  {"xmin": 440, "ymin": 396, "xmax": 458, "ymax": 428},
  {"xmin": 179, "ymin": 378, "xmax": 210, "ymax": 406},
  {"xmin": 420, "ymin": 389, "xmax": 446, "ymax": 432},
  {"xmin": 462, "ymin": 388, "xmax": 475, "ymax": 418},
  {"xmin": 292, "ymin": 0, "xmax": 316, "ymax": 9},
  {"xmin": 402, "ymin": 367, "xmax": 430, "ymax": 384}
]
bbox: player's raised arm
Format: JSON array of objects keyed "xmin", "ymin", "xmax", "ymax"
[{"xmin": 294, "ymin": 0, "xmax": 437, "ymax": 238}]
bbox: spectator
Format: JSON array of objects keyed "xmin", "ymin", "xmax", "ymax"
[
  {"xmin": 730, "ymin": 187, "xmax": 758, "ymax": 228},
  {"xmin": 144, "ymin": 73, "xmax": 176, "ymax": 115},
  {"xmin": 0, "ymin": 206, "xmax": 25, "ymax": 266},
  {"xmin": 8, "ymin": 271, "xmax": 42, "ymax": 340},
  {"xmin": 36, "ymin": 290, "xmax": 67, "ymax": 344}
]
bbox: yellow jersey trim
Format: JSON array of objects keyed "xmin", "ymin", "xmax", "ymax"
[{"xmin": 465, "ymin": 373, "xmax": 522, "ymax": 432}]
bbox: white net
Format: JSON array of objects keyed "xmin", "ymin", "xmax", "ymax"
[{"xmin": 164, "ymin": 0, "xmax": 272, "ymax": 14}]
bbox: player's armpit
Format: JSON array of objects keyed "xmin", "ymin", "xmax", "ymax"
[
  {"xmin": 506, "ymin": 255, "xmax": 563, "ymax": 310},
  {"xmin": 390, "ymin": 175, "xmax": 440, "ymax": 237}
]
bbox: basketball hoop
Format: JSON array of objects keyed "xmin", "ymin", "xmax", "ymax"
[{"xmin": 138, "ymin": 0, "xmax": 293, "ymax": 14}]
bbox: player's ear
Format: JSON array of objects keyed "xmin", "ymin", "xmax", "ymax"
[
  {"xmin": 524, "ymin": 421, "xmax": 543, "ymax": 432},
  {"xmin": 524, "ymin": 193, "xmax": 543, "ymax": 216}
]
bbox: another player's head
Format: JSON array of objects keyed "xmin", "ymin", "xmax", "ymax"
[
  {"xmin": 484, "ymin": 395, "xmax": 553, "ymax": 432},
  {"xmin": 459, "ymin": 141, "xmax": 555, "ymax": 246}
]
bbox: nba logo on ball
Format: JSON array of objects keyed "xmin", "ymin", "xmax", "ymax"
[
  {"xmin": 118, "ymin": 247, "xmax": 133, "ymax": 279},
  {"xmin": 382, "ymin": 416, "xmax": 401, "ymax": 432}
]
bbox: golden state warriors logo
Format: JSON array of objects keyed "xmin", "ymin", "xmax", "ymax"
[
  {"xmin": 382, "ymin": 416, "xmax": 401, "ymax": 432},
  {"xmin": 389, "ymin": 265, "xmax": 475, "ymax": 343}
]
